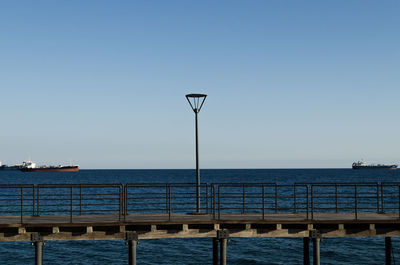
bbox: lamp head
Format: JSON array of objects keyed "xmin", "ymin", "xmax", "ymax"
[{"xmin": 186, "ymin": 94, "xmax": 207, "ymax": 113}]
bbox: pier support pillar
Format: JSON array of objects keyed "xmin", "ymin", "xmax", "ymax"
[
  {"xmin": 303, "ymin": 237, "xmax": 310, "ymax": 265},
  {"xmin": 31, "ymin": 233, "xmax": 45, "ymax": 265},
  {"xmin": 310, "ymin": 230, "xmax": 321, "ymax": 265},
  {"xmin": 313, "ymin": 238, "xmax": 320, "ymax": 265},
  {"xmin": 126, "ymin": 232, "xmax": 139, "ymax": 265},
  {"xmin": 220, "ymin": 238, "xmax": 227, "ymax": 265},
  {"xmin": 213, "ymin": 238, "xmax": 219, "ymax": 265},
  {"xmin": 385, "ymin": 237, "xmax": 392, "ymax": 265},
  {"xmin": 217, "ymin": 230, "xmax": 230, "ymax": 265}
]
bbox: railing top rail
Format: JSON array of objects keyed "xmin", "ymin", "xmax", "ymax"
[
  {"xmin": 309, "ymin": 183, "xmax": 381, "ymax": 187},
  {"xmin": 212, "ymin": 182, "xmax": 276, "ymax": 186},
  {"xmin": 37, "ymin": 183, "xmax": 123, "ymax": 188},
  {"xmin": 214, "ymin": 183, "xmax": 308, "ymax": 187},
  {"xmin": 296, "ymin": 182, "xmax": 380, "ymax": 185},
  {"xmin": 1, "ymin": 182, "xmax": 400, "ymax": 186},
  {"xmin": 0, "ymin": 184, "xmax": 35, "ymax": 188},
  {"xmin": 126, "ymin": 183, "xmax": 208, "ymax": 187}
]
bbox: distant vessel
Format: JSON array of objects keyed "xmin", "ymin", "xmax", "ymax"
[
  {"xmin": 0, "ymin": 161, "xmax": 21, "ymax": 170},
  {"xmin": 19, "ymin": 161, "xmax": 79, "ymax": 172},
  {"xmin": 352, "ymin": 161, "xmax": 398, "ymax": 170}
]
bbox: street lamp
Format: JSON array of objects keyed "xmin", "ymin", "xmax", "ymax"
[{"xmin": 186, "ymin": 93, "xmax": 207, "ymax": 213}]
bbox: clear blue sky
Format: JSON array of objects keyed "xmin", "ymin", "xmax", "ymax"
[{"xmin": 0, "ymin": 1, "xmax": 399, "ymax": 169}]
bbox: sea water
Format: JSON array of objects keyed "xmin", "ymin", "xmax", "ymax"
[{"xmin": 0, "ymin": 168, "xmax": 399, "ymax": 264}]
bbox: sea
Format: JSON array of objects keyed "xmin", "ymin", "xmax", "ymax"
[{"xmin": 0, "ymin": 168, "xmax": 399, "ymax": 265}]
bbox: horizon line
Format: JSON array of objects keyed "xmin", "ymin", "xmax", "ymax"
[{"xmin": 78, "ymin": 167, "xmax": 351, "ymax": 170}]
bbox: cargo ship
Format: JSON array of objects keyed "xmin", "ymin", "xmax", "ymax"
[
  {"xmin": 19, "ymin": 161, "xmax": 79, "ymax": 172},
  {"xmin": 352, "ymin": 161, "xmax": 398, "ymax": 170},
  {"xmin": 0, "ymin": 161, "xmax": 21, "ymax": 170}
]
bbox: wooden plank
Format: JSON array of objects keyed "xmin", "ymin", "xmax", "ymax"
[
  {"xmin": 0, "ymin": 213, "xmax": 398, "ymax": 241},
  {"xmin": 0, "ymin": 212, "xmax": 400, "ymax": 226}
]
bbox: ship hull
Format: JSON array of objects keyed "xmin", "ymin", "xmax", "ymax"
[
  {"xmin": 20, "ymin": 166, "xmax": 79, "ymax": 172},
  {"xmin": 352, "ymin": 165, "xmax": 397, "ymax": 170},
  {"xmin": 0, "ymin": 166, "xmax": 20, "ymax": 170}
]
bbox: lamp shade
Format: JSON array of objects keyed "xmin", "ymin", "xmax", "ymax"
[{"xmin": 185, "ymin": 94, "xmax": 207, "ymax": 112}]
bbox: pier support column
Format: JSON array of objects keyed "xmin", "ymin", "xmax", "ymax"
[
  {"xmin": 220, "ymin": 238, "xmax": 227, "ymax": 265},
  {"xmin": 126, "ymin": 232, "xmax": 139, "ymax": 265},
  {"xmin": 217, "ymin": 230, "xmax": 230, "ymax": 265},
  {"xmin": 213, "ymin": 238, "xmax": 219, "ymax": 265},
  {"xmin": 31, "ymin": 233, "xmax": 45, "ymax": 265},
  {"xmin": 313, "ymin": 238, "xmax": 320, "ymax": 265},
  {"xmin": 385, "ymin": 237, "xmax": 392, "ymax": 265},
  {"xmin": 303, "ymin": 237, "xmax": 310, "ymax": 265},
  {"xmin": 310, "ymin": 230, "xmax": 321, "ymax": 265}
]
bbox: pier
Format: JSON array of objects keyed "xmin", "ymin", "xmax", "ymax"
[{"xmin": 1, "ymin": 183, "xmax": 400, "ymax": 264}]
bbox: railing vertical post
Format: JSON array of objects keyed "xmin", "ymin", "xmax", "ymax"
[
  {"xmin": 79, "ymin": 184, "xmax": 82, "ymax": 215},
  {"xmin": 381, "ymin": 184, "xmax": 385, "ymax": 213},
  {"xmin": 306, "ymin": 185, "xmax": 309, "ymax": 220},
  {"xmin": 212, "ymin": 185, "xmax": 216, "ymax": 220},
  {"xmin": 275, "ymin": 184, "xmax": 278, "ymax": 214},
  {"xmin": 398, "ymin": 185, "xmax": 400, "ymax": 219},
  {"xmin": 168, "ymin": 185, "xmax": 171, "ymax": 221},
  {"xmin": 119, "ymin": 185, "xmax": 122, "ymax": 221},
  {"xmin": 206, "ymin": 184, "xmax": 209, "ymax": 214},
  {"xmin": 354, "ymin": 185, "xmax": 358, "ymax": 220},
  {"xmin": 165, "ymin": 184, "xmax": 169, "ymax": 214},
  {"xmin": 335, "ymin": 184, "xmax": 338, "ymax": 213},
  {"xmin": 70, "ymin": 186, "xmax": 73, "ymax": 223},
  {"xmin": 124, "ymin": 185, "xmax": 128, "ymax": 221},
  {"xmin": 20, "ymin": 187, "xmax": 23, "ymax": 224},
  {"xmin": 242, "ymin": 183, "xmax": 245, "ymax": 214},
  {"xmin": 311, "ymin": 185, "xmax": 314, "ymax": 220},
  {"xmin": 377, "ymin": 183, "xmax": 380, "ymax": 214},
  {"xmin": 294, "ymin": 185, "xmax": 297, "ymax": 213},
  {"xmin": 218, "ymin": 186, "xmax": 221, "ymax": 220},
  {"xmin": 262, "ymin": 184, "xmax": 265, "ymax": 220},
  {"xmin": 37, "ymin": 186, "xmax": 40, "ymax": 216},
  {"xmin": 32, "ymin": 185, "xmax": 35, "ymax": 216}
]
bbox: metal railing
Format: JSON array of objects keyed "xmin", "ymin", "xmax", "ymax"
[
  {"xmin": 308, "ymin": 183, "xmax": 381, "ymax": 220},
  {"xmin": 125, "ymin": 183, "xmax": 209, "ymax": 220},
  {"xmin": 213, "ymin": 183, "xmax": 309, "ymax": 220},
  {"xmin": 0, "ymin": 184, "xmax": 34, "ymax": 223},
  {"xmin": 0, "ymin": 182, "xmax": 400, "ymax": 223},
  {"xmin": 36, "ymin": 184, "xmax": 123, "ymax": 222},
  {"xmin": 380, "ymin": 182, "xmax": 400, "ymax": 218}
]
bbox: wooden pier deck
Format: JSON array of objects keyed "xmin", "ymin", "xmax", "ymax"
[{"xmin": 1, "ymin": 212, "xmax": 400, "ymax": 242}]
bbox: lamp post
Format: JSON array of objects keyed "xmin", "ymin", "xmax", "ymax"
[{"xmin": 186, "ymin": 93, "xmax": 207, "ymax": 213}]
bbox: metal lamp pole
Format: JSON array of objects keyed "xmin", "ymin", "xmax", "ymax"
[{"xmin": 186, "ymin": 93, "xmax": 207, "ymax": 213}]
